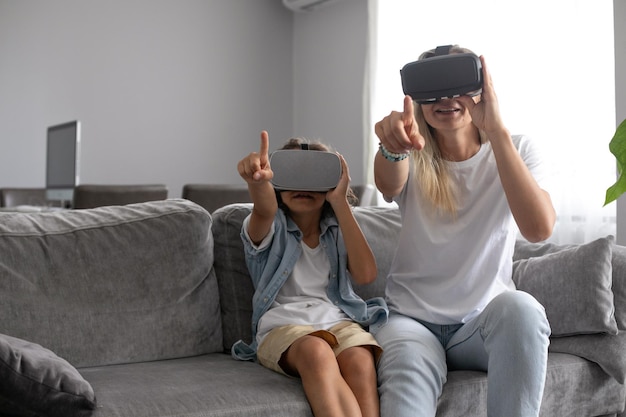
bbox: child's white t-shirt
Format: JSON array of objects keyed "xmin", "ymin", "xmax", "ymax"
[{"xmin": 243, "ymin": 218, "xmax": 349, "ymax": 345}]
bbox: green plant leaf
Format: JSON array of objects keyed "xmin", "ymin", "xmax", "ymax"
[{"xmin": 604, "ymin": 118, "xmax": 626, "ymax": 206}]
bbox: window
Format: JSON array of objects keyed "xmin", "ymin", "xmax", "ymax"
[{"xmin": 370, "ymin": 0, "xmax": 616, "ymax": 244}]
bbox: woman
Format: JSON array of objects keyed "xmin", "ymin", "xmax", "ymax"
[{"xmin": 372, "ymin": 45, "xmax": 556, "ymax": 417}]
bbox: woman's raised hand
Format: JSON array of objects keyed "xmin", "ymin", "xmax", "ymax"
[
  {"xmin": 374, "ymin": 95, "xmax": 425, "ymax": 153},
  {"xmin": 458, "ymin": 56, "xmax": 506, "ymax": 136}
]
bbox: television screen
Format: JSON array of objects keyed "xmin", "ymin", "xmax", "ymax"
[{"xmin": 46, "ymin": 121, "xmax": 80, "ymax": 204}]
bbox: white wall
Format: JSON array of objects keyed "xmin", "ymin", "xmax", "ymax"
[
  {"xmin": 296, "ymin": 0, "xmax": 626, "ymax": 245},
  {"xmin": 2, "ymin": 0, "xmax": 620, "ymax": 226},
  {"xmin": 291, "ymin": 0, "xmax": 370, "ymax": 184},
  {"xmin": 0, "ymin": 0, "xmax": 372, "ymax": 199},
  {"xmin": 0, "ymin": 0, "xmax": 294, "ymax": 198}
]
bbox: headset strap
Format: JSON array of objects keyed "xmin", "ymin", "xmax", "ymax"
[{"xmin": 434, "ymin": 45, "xmax": 452, "ymax": 56}]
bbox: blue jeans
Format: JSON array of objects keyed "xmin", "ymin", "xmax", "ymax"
[{"xmin": 372, "ymin": 291, "xmax": 551, "ymax": 417}]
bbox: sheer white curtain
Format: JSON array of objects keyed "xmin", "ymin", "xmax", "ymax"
[{"xmin": 368, "ymin": 0, "xmax": 616, "ymax": 244}]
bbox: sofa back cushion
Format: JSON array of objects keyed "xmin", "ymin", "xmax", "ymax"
[
  {"xmin": 212, "ymin": 203, "xmax": 402, "ymax": 352},
  {"xmin": 513, "ymin": 236, "xmax": 626, "ymax": 382},
  {"xmin": 514, "ymin": 237, "xmax": 626, "ymax": 331},
  {"xmin": 0, "ymin": 199, "xmax": 222, "ymax": 367},
  {"xmin": 212, "ymin": 204, "xmax": 255, "ymax": 352}
]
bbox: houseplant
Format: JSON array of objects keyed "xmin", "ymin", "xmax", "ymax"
[{"xmin": 604, "ymin": 118, "xmax": 626, "ymax": 205}]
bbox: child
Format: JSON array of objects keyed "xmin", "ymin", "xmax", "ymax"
[{"xmin": 232, "ymin": 131, "xmax": 388, "ymax": 417}]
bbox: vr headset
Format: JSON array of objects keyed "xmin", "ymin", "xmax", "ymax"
[
  {"xmin": 270, "ymin": 146, "xmax": 341, "ymax": 192},
  {"xmin": 400, "ymin": 45, "xmax": 483, "ymax": 104}
]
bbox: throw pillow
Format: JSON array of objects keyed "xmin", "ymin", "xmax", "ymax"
[
  {"xmin": 549, "ymin": 332, "xmax": 626, "ymax": 384},
  {"xmin": 0, "ymin": 333, "xmax": 96, "ymax": 417},
  {"xmin": 512, "ymin": 236, "xmax": 618, "ymax": 337},
  {"xmin": 610, "ymin": 244, "xmax": 626, "ymax": 330},
  {"xmin": 514, "ymin": 235, "xmax": 626, "ymax": 331}
]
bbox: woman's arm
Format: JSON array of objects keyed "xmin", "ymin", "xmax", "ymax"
[
  {"xmin": 460, "ymin": 56, "xmax": 556, "ymax": 242},
  {"xmin": 373, "ymin": 95, "xmax": 422, "ymax": 200},
  {"xmin": 487, "ymin": 129, "xmax": 556, "ymax": 242}
]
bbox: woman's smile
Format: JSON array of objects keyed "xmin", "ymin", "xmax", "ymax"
[
  {"xmin": 431, "ymin": 100, "xmax": 464, "ymax": 117},
  {"xmin": 434, "ymin": 106, "xmax": 461, "ymax": 115}
]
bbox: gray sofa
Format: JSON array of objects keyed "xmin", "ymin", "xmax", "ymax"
[{"xmin": 0, "ymin": 198, "xmax": 625, "ymax": 417}]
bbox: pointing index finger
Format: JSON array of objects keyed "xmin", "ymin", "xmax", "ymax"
[
  {"xmin": 403, "ymin": 95, "xmax": 415, "ymax": 123},
  {"xmin": 259, "ymin": 131, "xmax": 270, "ymax": 158}
]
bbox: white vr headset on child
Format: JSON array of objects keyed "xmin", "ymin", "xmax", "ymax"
[{"xmin": 270, "ymin": 144, "xmax": 341, "ymax": 192}]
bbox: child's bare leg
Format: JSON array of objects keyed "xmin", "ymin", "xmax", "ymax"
[
  {"xmin": 337, "ymin": 346, "xmax": 380, "ymax": 417},
  {"xmin": 282, "ymin": 335, "xmax": 362, "ymax": 417}
]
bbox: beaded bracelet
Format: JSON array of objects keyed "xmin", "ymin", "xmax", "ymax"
[{"xmin": 379, "ymin": 143, "xmax": 410, "ymax": 162}]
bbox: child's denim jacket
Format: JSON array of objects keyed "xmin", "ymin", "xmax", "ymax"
[{"xmin": 231, "ymin": 209, "xmax": 388, "ymax": 361}]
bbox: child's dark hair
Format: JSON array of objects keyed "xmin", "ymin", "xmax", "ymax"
[{"xmin": 274, "ymin": 137, "xmax": 359, "ymax": 217}]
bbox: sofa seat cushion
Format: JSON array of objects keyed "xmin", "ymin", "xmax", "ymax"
[
  {"xmin": 0, "ymin": 199, "xmax": 221, "ymax": 368},
  {"xmin": 79, "ymin": 354, "xmax": 313, "ymax": 417},
  {"xmin": 77, "ymin": 351, "xmax": 625, "ymax": 417},
  {"xmin": 0, "ymin": 333, "xmax": 96, "ymax": 417},
  {"xmin": 435, "ymin": 352, "xmax": 625, "ymax": 417}
]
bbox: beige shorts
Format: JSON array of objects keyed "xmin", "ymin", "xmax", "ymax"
[{"xmin": 257, "ymin": 321, "xmax": 382, "ymax": 376}]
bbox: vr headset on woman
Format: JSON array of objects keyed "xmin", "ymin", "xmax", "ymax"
[{"xmin": 400, "ymin": 45, "xmax": 483, "ymax": 104}]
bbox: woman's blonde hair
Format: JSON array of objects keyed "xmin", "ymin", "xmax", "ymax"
[{"xmin": 411, "ymin": 45, "xmax": 487, "ymax": 216}]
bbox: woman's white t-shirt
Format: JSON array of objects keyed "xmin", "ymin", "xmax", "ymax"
[{"xmin": 386, "ymin": 135, "xmax": 548, "ymax": 325}]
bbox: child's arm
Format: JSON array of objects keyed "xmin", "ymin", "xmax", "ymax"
[
  {"xmin": 237, "ymin": 131, "xmax": 278, "ymax": 245},
  {"xmin": 326, "ymin": 155, "xmax": 378, "ymax": 285}
]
